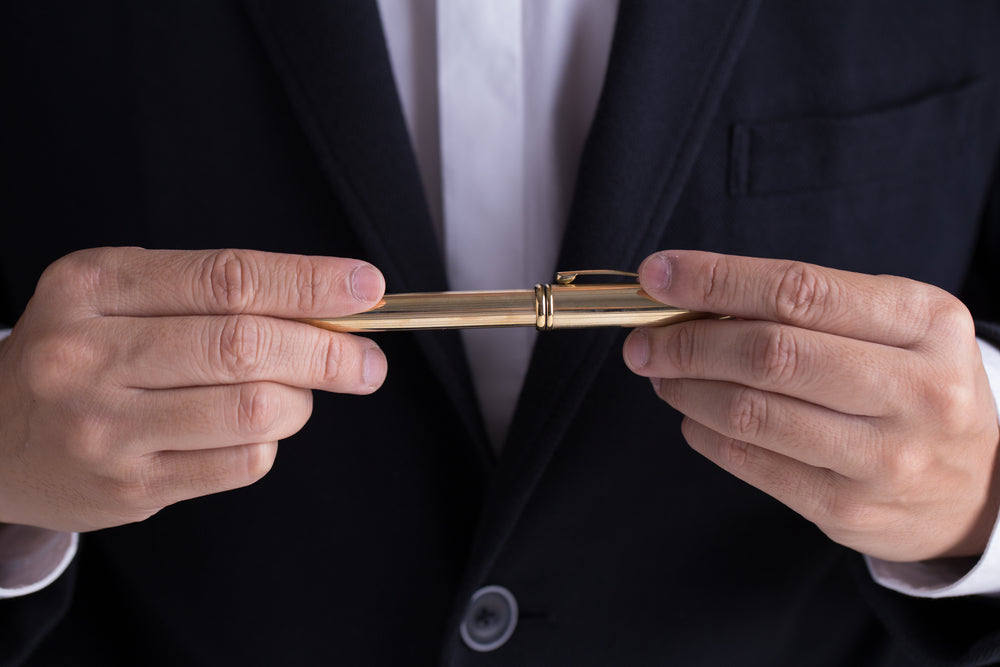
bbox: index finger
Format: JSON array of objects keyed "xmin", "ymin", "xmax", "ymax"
[
  {"xmin": 638, "ymin": 250, "xmax": 936, "ymax": 347},
  {"xmin": 62, "ymin": 247, "xmax": 385, "ymax": 319}
]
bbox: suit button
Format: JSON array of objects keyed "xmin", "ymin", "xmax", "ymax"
[{"xmin": 460, "ymin": 585, "xmax": 518, "ymax": 652}]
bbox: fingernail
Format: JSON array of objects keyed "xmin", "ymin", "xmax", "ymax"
[
  {"xmin": 640, "ymin": 253, "xmax": 672, "ymax": 292},
  {"xmin": 363, "ymin": 347, "xmax": 387, "ymax": 388},
  {"xmin": 625, "ymin": 329, "xmax": 650, "ymax": 370},
  {"xmin": 351, "ymin": 265, "xmax": 384, "ymax": 303}
]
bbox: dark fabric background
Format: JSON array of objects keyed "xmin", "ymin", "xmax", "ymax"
[{"xmin": 2, "ymin": 2, "xmax": 1000, "ymax": 665}]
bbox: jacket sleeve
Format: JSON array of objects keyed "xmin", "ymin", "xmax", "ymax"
[
  {"xmin": 0, "ymin": 562, "xmax": 75, "ymax": 667},
  {"xmin": 855, "ymin": 150, "xmax": 1000, "ymax": 666}
]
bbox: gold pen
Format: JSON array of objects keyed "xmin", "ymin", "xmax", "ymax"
[{"xmin": 302, "ymin": 270, "xmax": 709, "ymax": 333}]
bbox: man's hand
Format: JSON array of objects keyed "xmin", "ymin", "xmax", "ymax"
[
  {"xmin": 623, "ymin": 250, "xmax": 1000, "ymax": 562},
  {"xmin": 0, "ymin": 248, "xmax": 387, "ymax": 532}
]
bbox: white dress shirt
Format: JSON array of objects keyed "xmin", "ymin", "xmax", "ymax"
[
  {"xmin": 380, "ymin": 0, "xmax": 617, "ymax": 448},
  {"xmin": 3, "ymin": 0, "xmax": 1000, "ymax": 602}
]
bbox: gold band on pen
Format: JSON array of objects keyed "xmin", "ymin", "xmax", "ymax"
[{"xmin": 301, "ymin": 270, "xmax": 709, "ymax": 333}]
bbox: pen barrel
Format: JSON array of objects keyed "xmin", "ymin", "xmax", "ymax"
[
  {"xmin": 302, "ymin": 283, "xmax": 704, "ymax": 332},
  {"xmin": 544, "ymin": 284, "xmax": 699, "ymax": 329},
  {"xmin": 303, "ymin": 289, "xmax": 537, "ymax": 332}
]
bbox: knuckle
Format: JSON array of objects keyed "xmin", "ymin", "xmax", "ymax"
[
  {"xmin": 720, "ymin": 437, "xmax": 750, "ymax": 469},
  {"xmin": 929, "ymin": 294, "xmax": 975, "ymax": 342},
  {"xmin": 726, "ymin": 387, "xmax": 767, "ymax": 441},
  {"xmin": 318, "ymin": 334, "xmax": 345, "ymax": 385},
  {"xmin": 201, "ymin": 249, "xmax": 260, "ymax": 312},
  {"xmin": 202, "ymin": 443, "xmax": 278, "ymax": 494},
  {"xmin": 663, "ymin": 325, "xmax": 699, "ymax": 375},
  {"xmin": 36, "ymin": 249, "xmax": 105, "ymax": 301},
  {"xmin": 921, "ymin": 374, "xmax": 977, "ymax": 433},
  {"xmin": 216, "ymin": 316, "xmax": 268, "ymax": 380},
  {"xmin": 891, "ymin": 280, "xmax": 937, "ymax": 343},
  {"xmin": 878, "ymin": 445, "xmax": 932, "ymax": 498},
  {"xmin": 240, "ymin": 442, "xmax": 278, "ymax": 484},
  {"xmin": 234, "ymin": 383, "xmax": 281, "ymax": 436},
  {"xmin": 751, "ymin": 325, "xmax": 800, "ymax": 386},
  {"xmin": 292, "ymin": 257, "xmax": 332, "ymax": 314},
  {"xmin": 20, "ymin": 333, "xmax": 93, "ymax": 398},
  {"xmin": 943, "ymin": 382, "xmax": 978, "ymax": 431},
  {"xmin": 702, "ymin": 255, "xmax": 733, "ymax": 302},
  {"xmin": 773, "ymin": 262, "xmax": 833, "ymax": 324}
]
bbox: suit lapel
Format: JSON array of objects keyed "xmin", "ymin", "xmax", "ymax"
[
  {"xmin": 450, "ymin": 0, "xmax": 763, "ymax": 628},
  {"xmin": 242, "ymin": 0, "xmax": 491, "ymax": 462}
]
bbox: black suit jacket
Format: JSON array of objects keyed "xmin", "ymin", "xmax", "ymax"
[{"xmin": 3, "ymin": 1, "xmax": 1000, "ymax": 665}]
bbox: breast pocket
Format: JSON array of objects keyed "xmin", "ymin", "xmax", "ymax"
[
  {"xmin": 712, "ymin": 79, "xmax": 997, "ymax": 289},
  {"xmin": 728, "ymin": 79, "xmax": 989, "ymax": 197}
]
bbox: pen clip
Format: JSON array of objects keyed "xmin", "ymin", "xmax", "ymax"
[{"xmin": 554, "ymin": 269, "xmax": 639, "ymax": 285}]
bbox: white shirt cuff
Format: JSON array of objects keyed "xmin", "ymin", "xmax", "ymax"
[
  {"xmin": 867, "ymin": 337, "xmax": 1000, "ymax": 597},
  {"xmin": 0, "ymin": 527, "xmax": 78, "ymax": 599}
]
